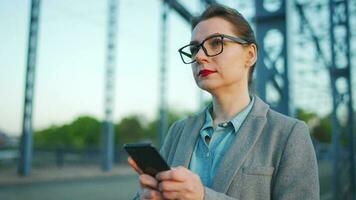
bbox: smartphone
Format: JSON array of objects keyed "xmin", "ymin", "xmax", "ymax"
[{"xmin": 124, "ymin": 143, "xmax": 170, "ymax": 177}]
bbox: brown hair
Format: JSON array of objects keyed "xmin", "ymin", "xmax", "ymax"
[{"xmin": 192, "ymin": 4, "xmax": 258, "ymax": 89}]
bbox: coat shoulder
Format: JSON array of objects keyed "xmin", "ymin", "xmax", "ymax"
[{"xmin": 265, "ymin": 109, "xmax": 307, "ymax": 133}]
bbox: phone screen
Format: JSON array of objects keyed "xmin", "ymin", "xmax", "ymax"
[{"xmin": 124, "ymin": 143, "xmax": 170, "ymax": 177}]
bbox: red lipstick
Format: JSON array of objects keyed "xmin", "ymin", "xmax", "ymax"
[{"xmin": 199, "ymin": 69, "xmax": 216, "ymax": 77}]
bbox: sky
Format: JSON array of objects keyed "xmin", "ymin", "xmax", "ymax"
[
  {"xmin": 0, "ymin": 0, "xmax": 355, "ymax": 136},
  {"xmin": 0, "ymin": 0, "xmax": 204, "ymax": 136}
]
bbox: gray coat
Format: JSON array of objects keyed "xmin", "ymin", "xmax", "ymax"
[{"xmin": 159, "ymin": 96, "xmax": 319, "ymax": 200}]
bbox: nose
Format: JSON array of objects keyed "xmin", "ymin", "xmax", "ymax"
[{"xmin": 195, "ymin": 47, "xmax": 208, "ymax": 64}]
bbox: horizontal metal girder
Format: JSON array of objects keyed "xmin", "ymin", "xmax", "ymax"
[{"xmin": 160, "ymin": 0, "xmax": 194, "ymax": 23}]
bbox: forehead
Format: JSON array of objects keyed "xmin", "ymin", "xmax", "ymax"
[{"xmin": 191, "ymin": 17, "xmax": 235, "ymax": 42}]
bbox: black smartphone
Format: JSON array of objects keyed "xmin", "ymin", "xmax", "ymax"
[{"xmin": 124, "ymin": 143, "xmax": 170, "ymax": 177}]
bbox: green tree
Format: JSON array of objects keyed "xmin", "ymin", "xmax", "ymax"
[
  {"xmin": 296, "ymin": 108, "xmax": 317, "ymax": 123},
  {"xmin": 34, "ymin": 116, "xmax": 101, "ymax": 149},
  {"xmin": 114, "ymin": 109, "xmax": 191, "ymax": 147},
  {"xmin": 311, "ymin": 114, "xmax": 331, "ymax": 143},
  {"xmin": 114, "ymin": 115, "xmax": 145, "ymax": 146},
  {"xmin": 33, "ymin": 108, "xmax": 195, "ymax": 149},
  {"xmin": 67, "ymin": 116, "xmax": 101, "ymax": 148},
  {"xmin": 142, "ymin": 109, "xmax": 191, "ymax": 146},
  {"xmin": 296, "ymin": 109, "xmax": 331, "ymax": 143}
]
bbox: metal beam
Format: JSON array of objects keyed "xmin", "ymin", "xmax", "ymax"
[
  {"xmin": 295, "ymin": 1, "xmax": 355, "ymax": 198},
  {"xmin": 329, "ymin": 0, "xmax": 355, "ymax": 199},
  {"xmin": 102, "ymin": 0, "xmax": 118, "ymax": 172},
  {"xmin": 18, "ymin": 0, "xmax": 41, "ymax": 176},
  {"xmin": 295, "ymin": 2, "xmax": 329, "ymax": 69},
  {"xmin": 158, "ymin": 1, "xmax": 169, "ymax": 147},
  {"xmin": 160, "ymin": 0, "xmax": 193, "ymax": 23},
  {"xmin": 255, "ymin": 0, "xmax": 290, "ymax": 115},
  {"xmin": 200, "ymin": 0, "xmax": 216, "ymax": 7}
]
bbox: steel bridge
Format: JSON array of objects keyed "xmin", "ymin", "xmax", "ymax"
[{"xmin": 16, "ymin": 0, "xmax": 355, "ymax": 199}]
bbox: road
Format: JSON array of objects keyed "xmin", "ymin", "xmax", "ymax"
[
  {"xmin": 0, "ymin": 174, "xmax": 139, "ymax": 200},
  {"xmin": 0, "ymin": 160, "xmax": 343, "ymax": 200}
]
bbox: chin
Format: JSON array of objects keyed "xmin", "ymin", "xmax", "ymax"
[{"xmin": 196, "ymin": 81, "xmax": 219, "ymax": 93}]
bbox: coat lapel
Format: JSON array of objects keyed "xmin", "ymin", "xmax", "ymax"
[
  {"xmin": 211, "ymin": 96, "xmax": 269, "ymax": 193},
  {"xmin": 171, "ymin": 111, "xmax": 205, "ymax": 168}
]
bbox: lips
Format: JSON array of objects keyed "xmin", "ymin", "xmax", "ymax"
[{"xmin": 198, "ymin": 69, "xmax": 217, "ymax": 77}]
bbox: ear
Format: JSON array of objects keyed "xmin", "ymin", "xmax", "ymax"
[{"xmin": 245, "ymin": 43, "xmax": 257, "ymax": 68}]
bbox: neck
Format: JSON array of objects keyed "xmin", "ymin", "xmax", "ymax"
[{"xmin": 210, "ymin": 86, "xmax": 250, "ymax": 126}]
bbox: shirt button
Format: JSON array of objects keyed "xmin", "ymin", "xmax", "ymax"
[{"xmin": 206, "ymin": 152, "xmax": 210, "ymax": 157}]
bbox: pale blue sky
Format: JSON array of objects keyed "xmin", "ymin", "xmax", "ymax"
[
  {"xmin": 0, "ymin": 0, "xmax": 254, "ymax": 136},
  {"xmin": 0, "ymin": 0, "xmax": 203, "ymax": 135},
  {"xmin": 1, "ymin": 0, "xmax": 355, "ymax": 136}
]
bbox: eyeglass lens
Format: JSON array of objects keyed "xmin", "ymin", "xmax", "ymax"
[{"xmin": 180, "ymin": 36, "xmax": 223, "ymax": 64}]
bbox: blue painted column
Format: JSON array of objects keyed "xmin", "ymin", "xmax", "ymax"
[
  {"xmin": 158, "ymin": 1, "xmax": 169, "ymax": 147},
  {"xmin": 255, "ymin": 0, "xmax": 289, "ymax": 115},
  {"xmin": 329, "ymin": 0, "xmax": 355, "ymax": 199},
  {"xmin": 18, "ymin": 0, "xmax": 41, "ymax": 176},
  {"xmin": 102, "ymin": 0, "xmax": 118, "ymax": 171}
]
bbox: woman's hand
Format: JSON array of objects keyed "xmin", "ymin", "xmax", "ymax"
[
  {"xmin": 138, "ymin": 174, "xmax": 164, "ymax": 200},
  {"xmin": 156, "ymin": 166, "xmax": 205, "ymax": 200},
  {"xmin": 128, "ymin": 157, "xmax": 164, "ymax": 200}
]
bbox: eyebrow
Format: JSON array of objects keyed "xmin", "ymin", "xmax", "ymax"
[
  {"xmin": 190, "ymin": 33, "xmax": 222, "ymax": 45},
  {"xmin": 189, "ymin": 41, "xmax": 199, "ymax": 45}
]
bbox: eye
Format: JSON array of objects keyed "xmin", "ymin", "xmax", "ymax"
[{"xmin": 208, "ymin": 38, "xmax": 223, "ymax": 48}]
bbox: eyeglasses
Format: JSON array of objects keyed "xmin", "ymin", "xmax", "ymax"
[{"xmin": 178, "ymin": 34, "xmax": 249, "ymax": 64}]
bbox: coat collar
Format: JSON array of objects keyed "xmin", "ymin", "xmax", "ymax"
[
  {"xmin": 170, "ymin": 107, "xmax": 206, "ymax": 168},
  {"xmin": 171, "ymin": 95, "xmax": 270, "ymax": 192},
  {"xmin": 211, "ymin": 96, "xmax": 269, "ymax": 192}
]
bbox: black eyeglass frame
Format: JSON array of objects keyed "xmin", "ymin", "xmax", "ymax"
[{"xmin": 178, "ymin": 34, "xmax": 249, "ymax": 64}]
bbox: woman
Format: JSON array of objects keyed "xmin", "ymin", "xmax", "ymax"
[{"xmin": 129, "ymin": 4, "xmax": 319, "ymax": 200}]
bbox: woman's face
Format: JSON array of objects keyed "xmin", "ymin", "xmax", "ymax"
[{"xmin": 191, "ymin": 17, "xmax": 256, "ymax": 94}]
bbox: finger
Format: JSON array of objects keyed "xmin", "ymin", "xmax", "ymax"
[
  {"xmin": 128, "ymin": 157, "xmax": 143, "ymax": 174},
  {"xmin": 141, "ymin": 188, "xmax": 162, "ymax": 200},
  {"xmin": 158, "ymin": 180, "xmax": 184, "ymax": 192},
  {"xmin": 140, "ymin": 174, "xmax": 159, "ymax": 189},
  {"xmin": 156, "ymin": 166, "xmax": 187, "ymax": 182},
  {"xmin": 162, "ymin": 191, "xmax": 180, "ymax": 200}
]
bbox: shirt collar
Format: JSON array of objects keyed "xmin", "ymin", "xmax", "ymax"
[{"xmin": 202, "ymin": 96, "xmax": 255, "ymax": 134}]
